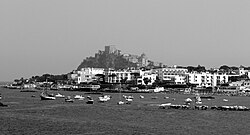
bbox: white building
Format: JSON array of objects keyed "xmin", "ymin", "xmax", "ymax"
[
  {"xmin": 105, "ymin": 68, "xmax": 132, "ymax": 83},
  {"xmin": 136, "ymin": 70, "xmax": 157, "ymax": 85},
  {"xmin": 77, "ymin": 68, "xmax": 105, "ymax": 83},
  {"xmin": 188, "ymin": 72, "xmax": 229, "ymax": 87},
  {"xmin": 155, "ymin": 66, "xmax": 188, "ymax": 85},
  {"xmin": 239, "ymin": 67, "xmax": 248, "ymax": 76}
]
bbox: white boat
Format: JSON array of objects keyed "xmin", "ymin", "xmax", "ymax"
[
  {"xmin": 123, "ymin": 95, "xmax": 133, "ymax": 99},
  {"xmin": 184, "ymin": 98, "xmax": 192, "ymax": 105},
  {"xmin": 98, "ymin": 97, "xmax": 108, "ymax": 102},
  {"xmin": 159, "ymin": 103, "xmax": 171, "ymax": 109},
  {"xmin": 153, "ymin": 87, "xmax": 165, "ymax": 93},
  {"xmin": 78, "ymin": 96, "xmax": 85, "ymax": 100},
  {"xmin": 55, "ymin": 93, "xmax": 65, "ymax": 98},
  {"xmin": 185, "ymin": 98, "xmax": 192, "ymax": 102},
  {"xmin": 223, "ymin": 99, "xmax": 228, "ymax": 102},
  {"xmin": 117, "ymin": 101, "xmax": 124, "ymax": 105},
  {"xmin": 74, "ymin": 95, "xmax": 84, "ymax": 99},
  {"xmin": 126, "ymin": 98, "xmax": 133, "ymax": 104},
  {"xmin": 196, "ymin": 101, "xmax": 202, "ymax": 104},
  {"xmin": 140, "ymin": 95, "xmax": 144, "ymax": 99},
  {"xmin": 98, "ymin": 95, "xmax": 111, "ymax": 102}
]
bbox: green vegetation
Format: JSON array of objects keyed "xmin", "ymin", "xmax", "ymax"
[{"xmin": 77, "ymin": 52, "xmax": 137, "ymax": 70}]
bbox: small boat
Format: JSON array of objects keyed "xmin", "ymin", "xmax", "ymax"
[
  {"xmin": 126, "ymin": 98, "xmax": 133, "ymax": 104},
  {"xmin": 123, "ymin": 95, "xmax": 133, "ymax": 99},
  {"xmin": 196, "ymin": 101, "xmax": 202, "ymax": 104},
  {"xmin": 78, "ymin": 96, "xmax": 85, "ymax": 100},
  {"xmin": 55, "ymin": 93, "xmax": 65, "ymax": 98},
  {"xmin": 223, "ymin": 99, "xmax": 228, "ymax": 102},
  {"xmin": 140, "ymin": 95, "xmax": 144, "ymax": 99},
  {"xmin": 74, "ymin": 95, "xmax": 84, "ymax": 100},
  {"xmin": 117, "ymin": 101, "xmax": 124, "ymax": 105},
  {"xmin": 74, "ymin": 95, "xmax": 82, "ymax": 99},
  {"xmin": 98, "ymin": 97, "xmax": 108, "ymax": 102},
  {"xmin": 200, "ymin": 96, "xmax": 215, "ymax": 99},
  {"xmin": 0, "ymin": 102, "xmax": 8, "ymax": 107},
  {"xmin": 86, "ymin": 96, "xmax": 94, "ymax": 104},
  {"xmin": 159, "ymin": 103, "xmax": 171, "ymax": 109},
  {"xmin": 164, "ymin": 96, "xmax": 169, "ymax": 99},
  {"xmin": 185, "ymin": 98, "xmax": 192, "ymax": 105},
  {"xmin": 151, "ymin": 96, "xmax": 158, "ymax": 99},
  {"xmin": 98, "ymin": 95, "xmax": 111, "ymax": 102},
  {"xmin": 185, "ymin": 98, "xmax": 192, "ymax": 102},
  {"xmin": 65, "ymin": 96, "xmax": 74, "ymax": 102},
  {"xmin": 86, "ymin": 99, "xmax": 94, "ymax": 104},
  {"xmin": 40, "ymin": 92, "xmax": 56, "ymax": 100}
]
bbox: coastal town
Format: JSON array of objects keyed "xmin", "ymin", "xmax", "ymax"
[
  {"xmin": 1, "ymin": 47, "xmax": 250, "ymax": 135},
  {"xmin": 2, "ymin": 1, "xmax": 250, "ymax": 134},
  {"xmin": 3, "ymin": 46, "xmax": 250, "ymax": 96}
]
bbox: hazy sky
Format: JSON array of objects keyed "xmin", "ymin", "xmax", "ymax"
[{"xmin": 1, "ymin": 0, "xmax": 250, "ymax": 81}]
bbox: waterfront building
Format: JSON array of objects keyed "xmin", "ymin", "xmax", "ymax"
[
  {"xmin": 77, "ymin": 68, "xmax": 105, "ymax": 83},
  {"xmin": 155, "ymin": 66, "xmax": 188, "ymax": 85},
  {"xmin": 188, "ymin": 72, "xmax": 229, "ymax": 87},
  {"xmin": 67, "ymin": 70, "xmax": 81, "ymax": 83},
  {"xmin": 229, "ymin": 80, "xmax": 244, "ymax": 87},
  {"xmin": 105, "ymin": 68, "xmax": 133, "ymax": 83},
  {"xmin": 239, "ymin": 67, "xmax": 248, "ymax": 76},
  {"xmin": 136, "ymin": 70, "xmax": 157, "ymax": 85}
]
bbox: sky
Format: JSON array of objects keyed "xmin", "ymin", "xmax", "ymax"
[{"xmin": 1, "ymin": 0, "xmax": 250, "ymax": 81}]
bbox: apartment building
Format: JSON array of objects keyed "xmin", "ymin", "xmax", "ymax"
[
  {"xmin": 77, "ymin": 68, "xmax": 105, "ymax": 83},
  {"xmin": 155, "ymin": 66, "xmax": 188, "ymax": 85},
  {"xmin": 136, "ymin": 70, "xmax": 157, "ymax": 85},
  {"xmin": 105, "ymin": 68, "xmax": 132, "ymax": 83},
  {"xmin": 188, "ymin": 72, "xmax": 229, "ymax": 87}
]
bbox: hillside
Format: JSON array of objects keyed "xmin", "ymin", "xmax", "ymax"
[{"xmin": 77, "ymin": 52, "xmax": 137, "ymax": 70}]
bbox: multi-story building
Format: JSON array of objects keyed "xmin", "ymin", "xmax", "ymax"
[
  {"xmin": 138, "ymin": 53, "xmax": 148, "ymax": 67},
  {"xmin": 188, "ymin": 72, "xmax": 229, "ymax": 87},
  {"xmin": 105, "ymin": 68, "xmax": 132, "ymax": 83},
  {"xmin": 68, "ymin": 70, "xmax": 81, "ymax": 83},
  {"xmin": 155, "ymin": 66, "xmax": 188, "ymax": 85},
  {"xmin": 123, "ymin": 53, "xmax": 149, "ymax": 67},
  {"xmin": 77, "ymin": 68, "xmax": 105, "ymax": 83},
  {"xmin": 136, "ymin": 70, "xmax": 157, "ymax": 85},
  {"xmin": 239, "ymin": 67, "xmax": 248, "ymax": 76}
]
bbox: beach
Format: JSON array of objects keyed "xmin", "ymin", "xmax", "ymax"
[{"xmin": 1, "ymin": 87, "xmax": 250, "ymax": 135}]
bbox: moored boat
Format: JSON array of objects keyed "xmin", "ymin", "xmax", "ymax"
[
  {"xmin": 86, "ymin": 96, "xmax": 94, "ymax": 104},
  {"xmin": 40, "ymin": 92, "xmax": 56, "ymax": 100},
  {"xmin": 65, "ymin": 96, "xmax": 74, "ymax": 102}
]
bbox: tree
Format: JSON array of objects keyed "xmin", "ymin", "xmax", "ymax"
[
  {"xmin": 130, "ymin": 72, "xmax": 140, "ymax": 85},
  {"xmin": 120, "ymin": 77, "xmax": 128, "ymax": 84},
  {"xmin": 219, "ymin": 65, "xmax": 231, "ymax": 72},
  {"xmin": 152, "ymin": 76, "xmax": 161, "ymax": 87},
  {"xmin": 196, "ymin": 65, "xmax": 206, "ymax": 73},
  {"xmin": 143, "ymin": 77, "xmax": 151, "ymax": 89}
]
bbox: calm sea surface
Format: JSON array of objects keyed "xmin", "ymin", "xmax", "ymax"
[{"xmin": 1, "ymin": 87, "xmax": 250, "ymax": 134}]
